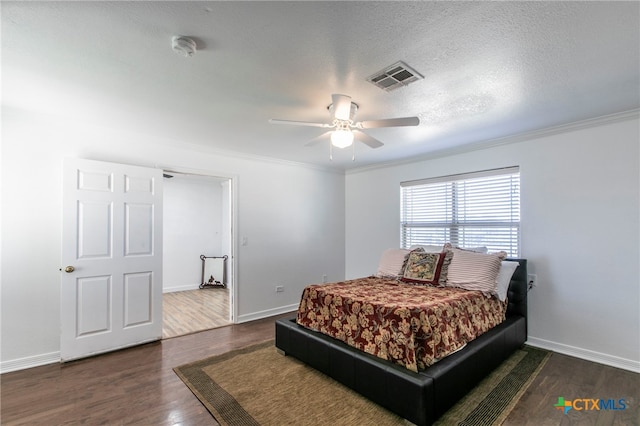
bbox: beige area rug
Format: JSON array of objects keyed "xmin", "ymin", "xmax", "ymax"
[{"xmin": 174, "ymin": 341, "xmax": 550, "ymax": 426}]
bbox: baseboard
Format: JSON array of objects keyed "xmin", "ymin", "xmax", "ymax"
[
  {"xmin": 527, "ymin": 337, "xmax": 640, "ymax": 373},
  {"xmin": 163, "ymin": 284, "xmax": 201, "ymax": 293},
  {"xmin": 1, "ymin": 351, "xmax": 60, "ymax": 374},
  {"xmin": 2, "ymin": 303, "xmax": 294, "ymax": 374},
  {"xmin": 236, "ymin": 303, "xmax": 298, "ymax": 324}
]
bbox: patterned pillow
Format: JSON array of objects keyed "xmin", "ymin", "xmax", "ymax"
[
  {"xmin": 376, "ymin": 248, "xmax": 411, "ymax": 278},
  {"xmin": 446, "ymin": 249, "xmax": 507, "ymax": 294},
  {"xmin": 401, "ymin": 250, "xmax": 453, "ymax": 286}
]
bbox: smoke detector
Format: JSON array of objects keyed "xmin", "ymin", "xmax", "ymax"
[{"xmin": 172, "ymin": 36, "xmax": 197, "ymax": 57}]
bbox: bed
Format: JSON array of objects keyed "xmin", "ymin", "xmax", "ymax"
[{"xmin": 275, "ymin": 253, "xmax": 527, "ymax": 426}]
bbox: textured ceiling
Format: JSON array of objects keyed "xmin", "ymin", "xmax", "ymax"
[{"xmin": 3, "ymin": 1, "xmax": 639, "ymax": 170}]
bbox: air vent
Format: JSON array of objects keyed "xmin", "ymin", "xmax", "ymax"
[{"xmin": 366, "ymin": 61, "xmax": 423, "ymax": 92}]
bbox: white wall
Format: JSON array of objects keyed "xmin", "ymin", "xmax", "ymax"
[
  {"xmin": 345, "ymin": 114, "xmax": 639, "ymax": 372},
  {"xmin": 163, "ymin": 175, "xmax": 226, "ymax": 292},
  {"xmin": 0, "ymin": 107, "xmax": 345, "ymax": 371},
  {"xmin": 3, "ymin": 106, "xmax": 637, "ymax": 374}
]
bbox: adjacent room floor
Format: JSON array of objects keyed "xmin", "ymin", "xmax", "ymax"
[{"xmin": 163, "ymin": 287, "xmax": 231, "ymax": 339}]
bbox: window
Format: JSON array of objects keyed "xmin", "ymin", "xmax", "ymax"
[{"xmin": 400, "ymin": 167, "xmax": 520, "ymax": 257}]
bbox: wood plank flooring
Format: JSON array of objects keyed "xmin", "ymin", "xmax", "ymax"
[
  {"xmin": 1, "ymin": 313, "xmax": 294, "ymax": 425},
  {"xmin": 1, "ymin": 316, "xmax": 638, "ymax": 425},
  {"xmin": 163, "ymin": 288, "xmax": 231, "ymax": 339},
  {"xmin": 504, "ymin": 352, "xmax": 639, "ymax": 425}
]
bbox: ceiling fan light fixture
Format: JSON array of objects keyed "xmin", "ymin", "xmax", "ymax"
[
  {"xmin": 331, "ymin": 129, "xmax": 354, "ymax": 148},
  {"xmin": 269, "ymin": 93, "xmax": 419, "ymax": 155}
]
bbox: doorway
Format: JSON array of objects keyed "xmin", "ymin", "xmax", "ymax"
[{"xmin": 161, "ymin": 172, "xmax": 234, "ymax": 338}]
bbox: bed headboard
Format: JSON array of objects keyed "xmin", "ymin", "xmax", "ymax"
[{"xmin": 505, "ymin": 258, "xmax": 527, "ymax": 319}]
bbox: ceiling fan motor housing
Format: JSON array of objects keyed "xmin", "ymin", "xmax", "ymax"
[{"xmin": 328, "ymin": 101, "xmax": 358, "ymax": 121}]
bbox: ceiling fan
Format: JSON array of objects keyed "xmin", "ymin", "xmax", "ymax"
[{"xmin": 269, "ymin": 94, "xmax": 420, "ymax": 158}]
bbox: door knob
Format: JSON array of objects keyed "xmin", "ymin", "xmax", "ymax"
[{"xmin": 64, "ymin": 266, "xmax": 75, "ymax": 273}]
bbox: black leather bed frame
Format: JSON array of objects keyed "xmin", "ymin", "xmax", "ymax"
[{"xmin": 275, "ymin": 259, "xmax": 528, "ymax": 426}]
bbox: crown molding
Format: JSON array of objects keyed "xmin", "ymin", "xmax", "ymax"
[
  {"xmin": 6, "ymin": 105, "xmax": 346, "ymax": 176},
  {"xmin": 160, "ymin": 137, "xmax": 345, "ymax": 176},
  {"xmin": 346, "ymin": 108, "xmax": 640, "ymax": 175}
]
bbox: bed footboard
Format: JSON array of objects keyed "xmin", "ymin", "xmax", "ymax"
[{"xmin": 276, "ymin": 314, "xmax": 525, "ymax": 426}]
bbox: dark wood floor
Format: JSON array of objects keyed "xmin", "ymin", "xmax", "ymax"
[
  {"xmin": 504, "ymin": 351, "xmax": 639, "ymax": 426},
  {"xmin": 1, "ymin": 314, "xmax": 638, "ymax": 425}
]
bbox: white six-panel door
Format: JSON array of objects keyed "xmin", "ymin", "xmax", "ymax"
[{"xmin": 61, "ymin": 158, "xmax": 163, "ymax": 361}]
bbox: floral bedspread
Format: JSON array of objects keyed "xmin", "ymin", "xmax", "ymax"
[{"xmin": 296, "ymin": 276, "xmax": 506, "ymax": 372}]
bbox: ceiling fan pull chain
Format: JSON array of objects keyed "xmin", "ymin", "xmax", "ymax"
[
  {"xmin": 352, "ymin": 141, "xmax": 356, "ymax": 161},
  {"xmin": 329, "ymin": 141, "xmax": 333, "ymax": 161}
]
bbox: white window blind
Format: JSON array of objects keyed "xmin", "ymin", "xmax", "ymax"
[{"xmin": 400, "ymin": 167, "xmax": 520, "ymax": 256}]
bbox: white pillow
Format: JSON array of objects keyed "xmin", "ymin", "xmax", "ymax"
[
  {"xmin": 443, "ymin": 242, "xmax": 488, "ymax": 253},
  {"xmin": 376, "ymin": 248, "xmax": 410, "ymax": 277},
  {"xmin": 495, "ymin": 261, "xmax": 519, "ymax": 302},
  {"xmin": 461, "ymin": 246, "xmax": 488, "ymax": 253}
]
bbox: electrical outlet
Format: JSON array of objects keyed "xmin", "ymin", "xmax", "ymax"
[
  {"xmin": 528, "ymin": 274, "xmax": 538, "ymax": 289},
  {"xmin": 275, "ymin": 285, "xmax": 284, "ymax": 293}
]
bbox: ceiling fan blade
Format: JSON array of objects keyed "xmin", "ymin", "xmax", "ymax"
[
  {"xmin": 269, "ymin": 119, "xmax": 331, "ymax": 128},
  {"xmin": 353, "ymin": 130, "xmax": 384, "ymax": 149},
  {"xmin": 331, "ymin": 94, "xmax": 352, "ymax": 121},
  {"xmin": 304, "ymin": 131, "xmax": 332, "ymax": 146},
  {"xmin": 358, "ymin": 116, "xmax": 420, "ymax": 129}
]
